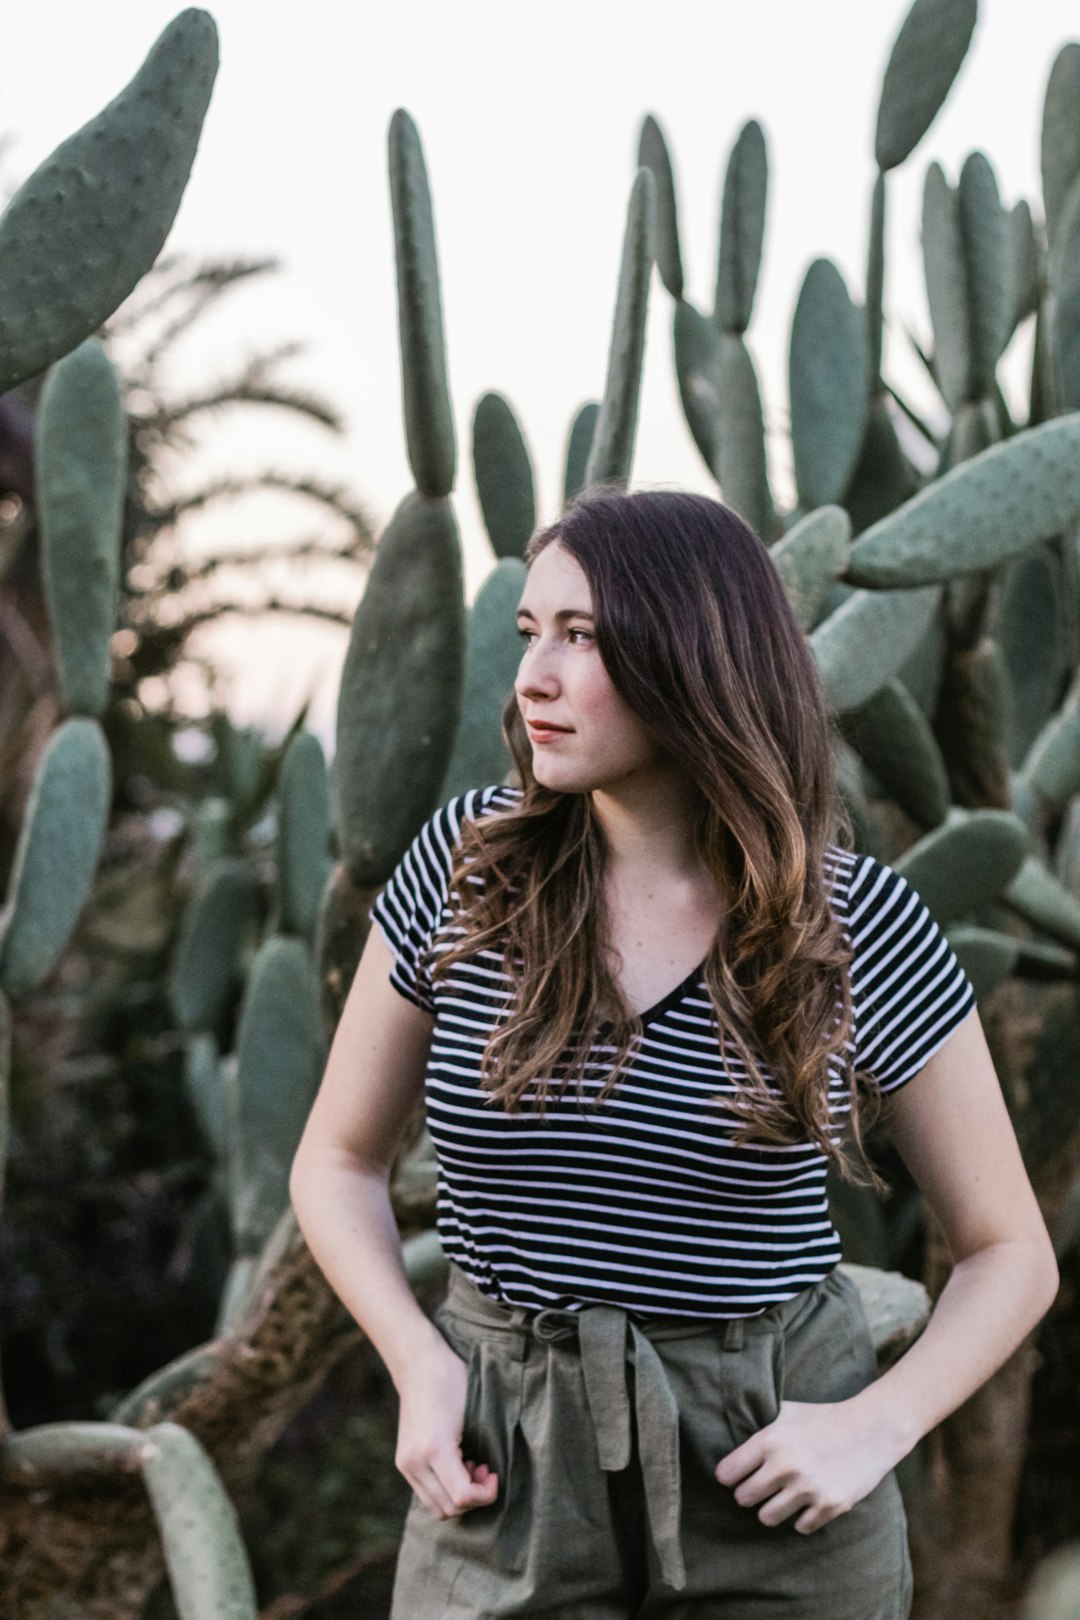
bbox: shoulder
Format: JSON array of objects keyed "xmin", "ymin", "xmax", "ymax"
[
  {"xmin": 822, "ymin": 843, "xmax": 912, "ymax": 936},
  {"xmin": 821, "ymin": 841, "xmax": 870, "ymax": 928},
  {"xmin": 369, "ymin": 782, "xmax": 521, "ymax": 954},
  {"xmin": 442, "ymin": 779, "xmax": 522, "ymax": 841},
  {"xmin": 406, "ymin": 781, "xmax": 523, "ymax": 881}
]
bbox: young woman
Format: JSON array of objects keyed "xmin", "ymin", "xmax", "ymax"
[{"xmin": 290, "ymin": 488, "xmax": 1058, "ymax": 1620}]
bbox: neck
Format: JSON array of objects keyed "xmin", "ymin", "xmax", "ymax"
[{"xmin": 587, "ymin": 770, "xmax": 707, "ymax": 882}]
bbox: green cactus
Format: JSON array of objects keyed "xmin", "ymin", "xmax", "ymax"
[
  {"xmin": 388, "ymin": 109, "xmax": 456, "ymax": 498},
  {"xmin": 0, "ymin": 10, "xmax": 218, "ymax": 394},
  {"xmin": 563, "ymin": 401, "xmax": 600, "ymax": 508},
  {"xmin": 638, "ymin": 114, "xmax": 683, "ymax": 301},
  {"xmin": 138, "ymin": 1422, "xmax": 258, "ymax": 1619},
  {"xmin": 944, "ymin": 923, "xmax": 1023, "ymax": 1001},
  {"xmin": 713, "ymin": 119, "xmax": 767, "ymax": 335},
  {"xmin": 644, "ymin": 113, "xmax": 777, "ymax": 538},
  {"xmin": 168, "ymin": 857, "xmax": 259, "ymax": 1033},
  {"xmin": 230, "ymin": 938, "xmax": 325, "ymax": 1256},
  {"xmin": 1005, "ymin": 199, "xmax": 1039, "ymax": 340},
  {"xmin": 210, "ymin": 712, "xmax": 269, "ymax": 814},
  {"xmin": 789, "ymin": 258, "xmax": 869, "ymax": 511},
  {"xmin": 892, "ymin": 808, "xmax": 1031, "ymax": 922},
  {"xmin": 440, "ymin": 556, "xmax": 527, "ymax": 801},
  {"xmin": 0, "ymin": 717, "xmax": 112, "ymax": 1001},
  {"xmin": 672, "ymin": 298, "xmax": 724, "ymax": 477},
  {"xmin": 958, "ymin": 151, "xmax": 1010, "ymax": 397},
  {"xmin": 845, "ymin": 415, "xmax": 1080, "ymax": 588},
  {"xmin": 332, "ymin": 491, "xmax": 466, "ymax": 886},
  {"xmin": 768, "ymin": 505, "xmax": 851, "ymax": 633},
  {"xmin": 1049, "ymin": 175, "xmax": 1080, "ymax": 411},
  {"xmin": 472, "ymin": 391, "xmax": 536, "ymax": 557},
  {"xmin": 184, "ymin": 1032, "xmax": 227, "ymax": 1158},
  {"xmin": 811, "ymin": 580, "xmax": 943, "ymax": 712},
  {"xmin": 873, "ymin": 0, "xmax": 978, "ymax": 172},
  {"xmin": 35, "ymin": 339, "xmax": 128, "ymax": 716},
  {"xmin": 1040, "ymin": 43, "xmax": 1080, "ymax": 254},
  {"xmin": 922, "ymin": 160, "xmax": 972, "ymax": 413},
  {"xmin": 866, "ymin": 174, "xmax": 886, "ymax": 392},
  {"xmin": 275, "ymin": 730, "xmax": 332, "ymax": 940},
  {"xmin": 582, "ymin": 166, "xmax": 657, "ymax": 491},
  {"xmin": 838, "ymin": 677, "xmax": 952, "ymax": 830}
]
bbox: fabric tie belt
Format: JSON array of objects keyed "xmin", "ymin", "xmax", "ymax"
[
  {"xmin": 527, "ymin": 1300, "xmax": 689, "ymax": 1592},
  {"xmin": 438, "ymin": 1263, "xmax": 791, "ymax": 1595}
]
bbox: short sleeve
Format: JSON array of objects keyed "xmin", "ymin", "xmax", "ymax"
[
  {"xmin": 368, "ymin": 784, "xmax": 509, "ymax": 1013},
  {"xmin": 845, "ymin": 851, "xmax": 978, "ymax": 1095}
]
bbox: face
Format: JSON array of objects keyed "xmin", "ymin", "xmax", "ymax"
[{"xmin": 514, "ymin": 540, "xmax": 665, "ymax": 792}]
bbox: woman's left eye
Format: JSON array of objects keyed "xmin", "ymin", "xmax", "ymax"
[{"xmin": 515, "ymin": 628, "xmax": 592, "ymax": 645}]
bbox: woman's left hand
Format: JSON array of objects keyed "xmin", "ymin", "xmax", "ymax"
[{"xmin": 714, "ymin": 1398, "xmax": 901, "ymax": 1534}]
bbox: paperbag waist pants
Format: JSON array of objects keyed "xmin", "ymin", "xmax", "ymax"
[{"xmin": 389, "ymin": 1260, "xmax": 914, "ymax": 1619}]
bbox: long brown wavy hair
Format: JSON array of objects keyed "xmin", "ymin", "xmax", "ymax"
[{"xmin": 430, "ymin": 486, "xmax": 886, "ymax": 1190}]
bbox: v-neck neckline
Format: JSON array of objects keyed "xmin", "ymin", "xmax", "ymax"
[{"xmin": 597, "ymin": 956, "xmax": 709, "ymax": 1035}]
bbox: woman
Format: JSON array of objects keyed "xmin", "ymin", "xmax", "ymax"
[{"xmin": 290, "ymin": 488, "xmax": 1058, "ymax": 1619}]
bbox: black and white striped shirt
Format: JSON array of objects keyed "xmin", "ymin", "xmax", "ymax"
[{"xmin": 370, "ymin": 782, "xmax": 977, "ymax": 1319}]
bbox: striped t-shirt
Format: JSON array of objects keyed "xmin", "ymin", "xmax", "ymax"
[{"xmin": 370, "ymin": 782, "xmax": 977, "ymax": 1319}]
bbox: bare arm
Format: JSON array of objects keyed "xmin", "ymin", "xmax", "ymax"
[
  {"xmin": 288, "ymin": 919, "xmax": 447, "ymax": 1394},
  {"xmin": 846, "ymin": 1003, "xmax": 1059, "ymax": 1456},
  {"xmin": 715, "ymin": 1003, "xmax": 1060, "ymax": 1532},
  {"xmin": 289, "ymin": 919, "xmax": 500, "ymax": 1520}
]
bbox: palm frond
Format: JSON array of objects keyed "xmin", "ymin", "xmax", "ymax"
[
  {"xmin": 104, "ymin": 255, "xmax": 283, "ymax": 340},
  {"xmin": 141, "ymin": 379, "xmax": 345, "ymax": 434},
  {"xmin": 143, "ymin": 475, "xmax": 374, "ymax": 544}
]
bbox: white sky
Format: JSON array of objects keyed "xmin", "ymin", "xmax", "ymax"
[{"xmin": 2, "ymin": 1, "xmax": 1076, "ymax": 757}]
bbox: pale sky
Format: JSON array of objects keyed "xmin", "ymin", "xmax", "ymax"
[{"xmin": 3, "ymin": 1, "xmax": 1076, "ymax": 757}]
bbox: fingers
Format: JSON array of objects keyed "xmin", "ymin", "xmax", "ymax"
[
  {"xmin": 793, "ymin": 1498, "xmax": 849, "ymax": 1535},
  {"xmin": 731, "ymin": 1462, "xmax": 789, "ymax": 1509},
  {"xmin": 754, "ymin": 1483, "xmax": 815, "ymax": 1528},
  {"xmin": 715, "ymin": 1434, "xmax": 767, "ymax": 1487},
  {"xmin": 723, "ymin": 1467, "xmax": 850, "ymax": 1534},
  {"xmin": 410, "ymin": 1454, "xmax": 500, "ymax": 1520}
]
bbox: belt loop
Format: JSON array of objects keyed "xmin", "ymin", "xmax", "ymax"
[
  {"xmin": 504, "ymin": 1304, "xmax": 531, "ymax": 1361},
  {"xmin": 723, "ymin": 1316, "xmax": 745, "ymax": 1351}
]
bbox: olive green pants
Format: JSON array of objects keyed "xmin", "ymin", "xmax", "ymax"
[{"xmin": 389, "ymin": 1261, "xmax": 914, "ymax": 1619}]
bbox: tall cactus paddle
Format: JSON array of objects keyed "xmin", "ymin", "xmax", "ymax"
[
  {"xmin": 332, "ymin": 492, "xmax": 466, "ymax": 885},
  {"xmin": 472, "ymin": 391, "xmax": 536, "ymax": 558},
  {"xmin": 388, "ymin": 109, "xmax": 456, "ymax": 498},
  {"xmin": 0, "ymin": 719, "xmax": 112, "ymax": 1001},
  {"xmin": 35, "ymin": 339, "xmax": 128, "ymax": 717},
  {"xmin": 583, "ymin": 166, "xmax": 657, "ymax": 491},
  {"xmin": 0, "ymin": 9, "xmax": 218, "ymax": 392}
]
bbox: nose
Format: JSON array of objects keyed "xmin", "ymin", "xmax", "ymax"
[{"xmin": 514, "ymin": 636, "xmax": 560, "ymax": 704}]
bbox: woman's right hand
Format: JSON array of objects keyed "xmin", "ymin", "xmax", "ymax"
[{"xmin": 394, "ymin": 1335, "xmax": 500, "ymax": 1520}]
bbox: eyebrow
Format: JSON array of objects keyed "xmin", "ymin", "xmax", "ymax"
[{"xmin": 515, "ymin": 606, "xmax": 595, "ymax": 622}]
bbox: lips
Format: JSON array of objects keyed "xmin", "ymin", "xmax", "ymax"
[{"xmin": 527, "ymin": 720, "xmax": 573, "ymax": 735}]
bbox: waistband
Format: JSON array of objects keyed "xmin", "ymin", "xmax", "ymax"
[{"xmin": 440, "ymin": 1262, "xmax": 848, "ymax": 1593}]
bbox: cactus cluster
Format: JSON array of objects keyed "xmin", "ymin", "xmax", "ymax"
[{"xmin": 2, "ymin": 0, "xmax": 1080, "ymax": 1613}]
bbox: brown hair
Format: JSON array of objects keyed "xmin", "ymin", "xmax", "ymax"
[{"xmin": 430, "ymin": 486, "xmax": 885, "ymax": 1189}]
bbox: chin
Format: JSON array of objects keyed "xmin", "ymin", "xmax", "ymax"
[
  {"xmin": 534, "ymin": 758, "xmax": 610, "ymax": 795},
  {"xmin": 531, "ymin": 752, "xmax": 580, "ymax": 783}
]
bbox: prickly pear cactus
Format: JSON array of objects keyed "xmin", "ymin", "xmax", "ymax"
[
  {"xmin": 642, "ymin": 112, "xmax": 778, "ymax": 540},
  {"xmin": 0, "ymin": 9, "xmax": 218, "ymax": 394}
]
